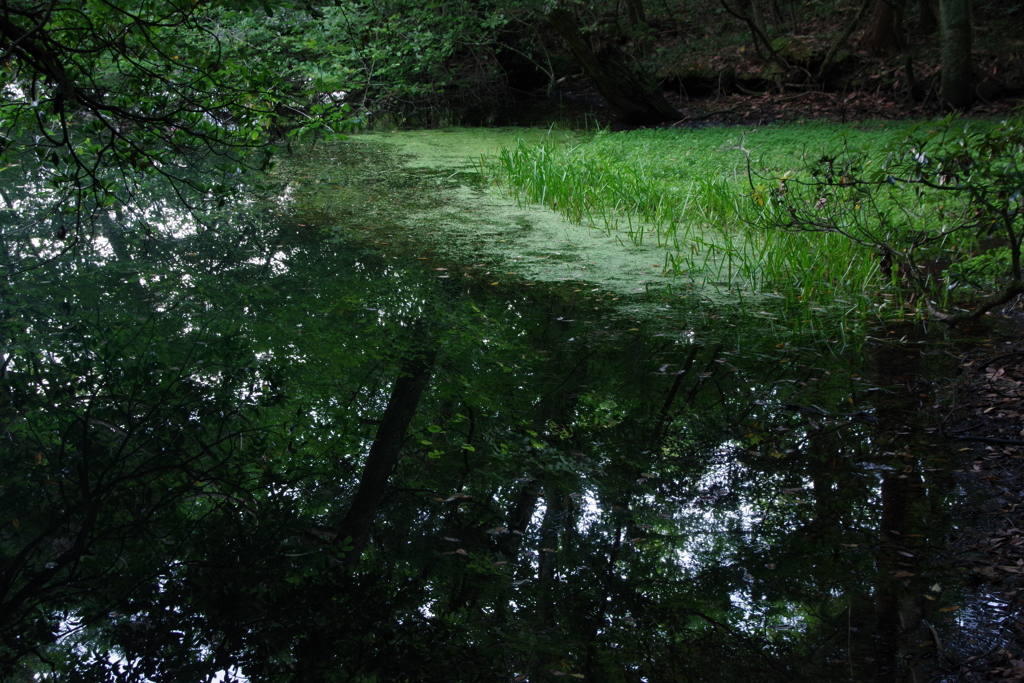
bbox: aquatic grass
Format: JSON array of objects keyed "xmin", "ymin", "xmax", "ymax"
[{"xmin": 487, "ymin": 121, "xmax": 925, "ymax": 322}]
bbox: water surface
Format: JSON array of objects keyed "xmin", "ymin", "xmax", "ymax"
[{"xmin": 0, "ymin": 129, "xmax": 980, "ymax": 682}]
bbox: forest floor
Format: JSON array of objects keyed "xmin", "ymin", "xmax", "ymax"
[
  {"xmin": 547, "ymin": 77, "xmax": 1023, "ymax": 135},
  {"xmin": 664, "ymin": 89, "xmax": 1023, "ymax": 126}
]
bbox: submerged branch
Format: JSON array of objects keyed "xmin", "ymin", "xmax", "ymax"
[{"xmin": 926, "ymin": 280, "xmax": 1024, "ymax": 327}]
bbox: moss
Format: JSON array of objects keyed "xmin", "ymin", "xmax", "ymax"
[{"xmin": 276, "ymin": 128, "xmax": 701, "ymax": 305}]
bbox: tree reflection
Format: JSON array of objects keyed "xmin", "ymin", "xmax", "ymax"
[{"xmin": 0, "ymin": 144, "xmax": 961, "ymax": 682}]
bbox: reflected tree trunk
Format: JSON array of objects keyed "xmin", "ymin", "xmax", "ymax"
[
  {"xmin": 100, "ymin": 208, "xmax": 135, "ymax": 262},
  {"xmin": 654, "ymin": 343, "xmax": 701, "ymax": 441},
  {"xmin": 536, "ymin": 487, "xmax": 564, "ymax": 602},
  {"xmin": 494, "ymin": 480, "xmax": 541, "ymax": 561},
  {"xmin": 871, "ymin": 472, "xmax": 929, "ymax": 683},
  {"xmin": 526, "ymin": 486, "xmax": 566, "ymax": 681},
  {"xmin": 337, "ymin": 345, "xmax": 436, "ymax": 565},
  {"xmin": 872, "ymin": 472, "xmax": 909, "ymax": 683}
]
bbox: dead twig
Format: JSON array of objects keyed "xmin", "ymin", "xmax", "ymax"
[{"xmin": 974, "ymin": 351, "xmax": 1024, "ymax": 373}]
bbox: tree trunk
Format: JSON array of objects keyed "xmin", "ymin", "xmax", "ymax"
[
  {"xmin": 622, "ymin": 0, "xmax": 653, "ymax": 56},
  {"xmin": 524, "ymin": 487, "xmax": 566, "ymax": 681},
  {"xmin": 336, "ymin": 347, "xmax": 436, "ymax": 565},
  {"xmin": 546, "ymin": 7, "xmax": 680, "ymax": 125},
  {"xmin": 917, "ymin": 0, "xmax": 938, "ymax": 33},
  {"xmin": 939, "ymin": 0, "xmax": 973, "ymax": 108},
  {"xmin": 750, "ymin": 0, "xmax": 783, "ymax": 33},
  {"xmin": 623, "ymin": 0, "xmax": 648, "ymax": 26},
  {"xmin": 860, "ymin": 0, "xmax": 905, "ymax": 53}
]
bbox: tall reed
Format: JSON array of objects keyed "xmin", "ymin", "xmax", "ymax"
[{"xmin": 488, "ymin": 123, "xmax": 922, "ymax": 322}]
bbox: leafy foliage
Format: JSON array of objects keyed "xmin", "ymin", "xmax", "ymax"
[
  {"xmin": 754, "ymin": 114, "xmax": 1024, "ymax": 321},
  {"xmin": 0, "ymin": 0, "xmax": 356, "ymax": 248},
  {"xmin": 205, "ymin": 1, "xmax": 515, "ymax": 122}
]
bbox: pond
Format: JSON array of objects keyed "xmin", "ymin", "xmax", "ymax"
[{"xmin": 0, "ymin": 128, "xmax": 990, "ymax": 682}]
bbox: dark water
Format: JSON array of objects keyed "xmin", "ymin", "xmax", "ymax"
[{"xmin": 0, "ymin": 136, "xmax": 980, "ymax": 682}]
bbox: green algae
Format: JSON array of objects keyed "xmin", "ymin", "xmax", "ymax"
[
  {"xmin": 276, "ymin": 125, "xmax": 940, "ymax": 339},
  {"xmin": 358, "ymin": 126, "xmax": 554, "ymax": 170},
  {"xmin": 278, "ymin": 128, "xmax": 723, "ymax": 307}
]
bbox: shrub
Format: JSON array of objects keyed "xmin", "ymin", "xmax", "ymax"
[{"xmin": 751, "ymin": 114, "xmax": 1024, "ymax": 324}]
